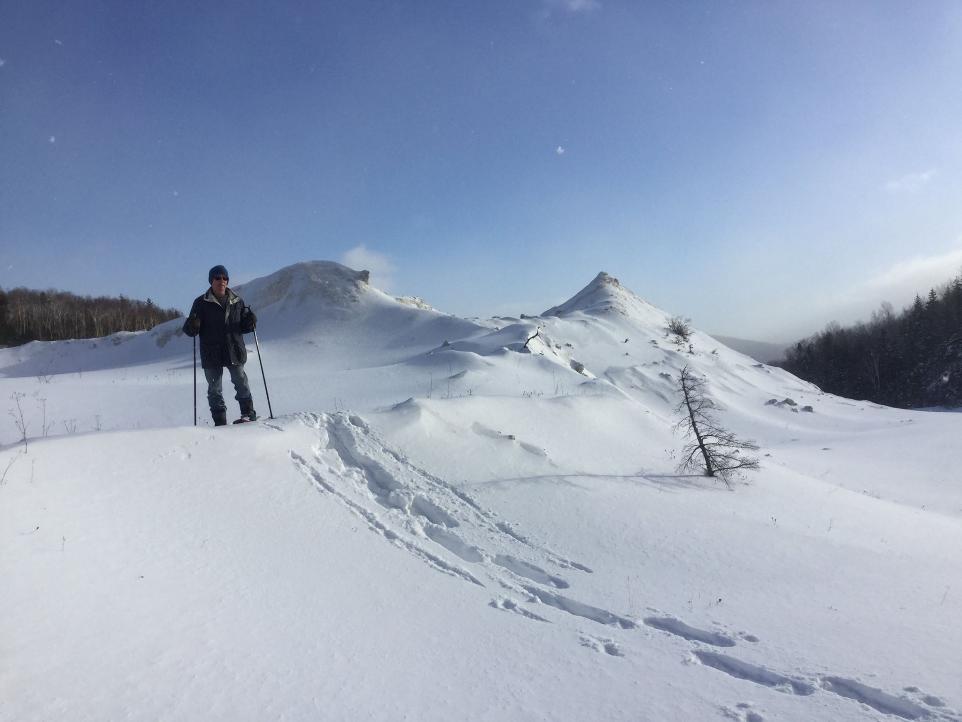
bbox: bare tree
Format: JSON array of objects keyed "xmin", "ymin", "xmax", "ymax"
[
  {"xmin": 0, "ymin": 286, "xmax": 179, "ymax": 345},
  {"xmin": 675, "ymin": 366, "xmax": 759, "ymax": 487}
]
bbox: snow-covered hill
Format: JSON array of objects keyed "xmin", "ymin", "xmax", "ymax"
[{"xmin": 2, "ymin": 262, "xmax": 960, "ymax": 721}]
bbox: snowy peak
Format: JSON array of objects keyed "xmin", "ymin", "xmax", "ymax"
[
  {"xmin": 229, "ymin": 260, "xmax": 482, "ymax": 348},
  {"xmin": 542, "ymin": 271, "xmax": 655, "ymax": 320},
  {"xmin": 234, "ymin": 261, "xmax": 376, "ymax": 313}
]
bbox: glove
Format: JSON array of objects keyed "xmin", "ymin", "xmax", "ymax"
[
  {"xmin": 242, "ymin": 308, "xmax": 257, "ymax": 331},
  {"xmin": 189, "ymin": 314, "xmax": 201, "ymax": 331}
]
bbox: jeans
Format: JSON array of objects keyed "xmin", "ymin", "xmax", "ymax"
[{"xmin": 204, "ymin": 364, "xmax": 252, "ymax": 413}]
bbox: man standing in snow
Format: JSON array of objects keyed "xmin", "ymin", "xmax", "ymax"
[{"xmin": 183, "ymin": 265, "xmax": 258, "ymax": 426}]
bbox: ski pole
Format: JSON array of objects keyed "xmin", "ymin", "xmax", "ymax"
[
  {"xmin": 193, "ymin": 334, "xmax": 197, "ymax": 426},
  {"xmin": 253, "ymin": 328, "xmax": 274, "ymax": 419}
]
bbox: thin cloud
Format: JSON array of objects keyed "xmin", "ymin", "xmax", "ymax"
[
  {"xmin": 813, "ymin": 245, "xmax": 962, "ymax": 327},
  {"xmin": 542, "ymin": 0, "xmax": 601, "ymax": 15},
  {"xmin": 783, "ymin": 245, "xmax": 962, "ymax": 339},
  {"xmin": 340, "ymin": 245, "xmax": 396, "ymax": 291},
  {"xmin": 560, "ymin": 0, "xmax": 600, "ymax": 11},
  {"xmin": 884, "ymin": 169, "xmax": 936, "ymax": 193},
  {"xmin": 859, "ymin": 246, "xmax": 962, "ymax": 296}
]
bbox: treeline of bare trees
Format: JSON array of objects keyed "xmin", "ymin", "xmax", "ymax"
[
  {"xmin": 776, "ymin": 271, "xmax": 962, "ymax": 408},
  {"xmin": 0, "ymin": 286, "xmax": 181, "ymax": 345}
]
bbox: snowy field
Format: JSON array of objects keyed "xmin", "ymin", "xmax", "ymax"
[{"xmin": 2, "ymin": 262, "xmax": 960, "ymax": 721}]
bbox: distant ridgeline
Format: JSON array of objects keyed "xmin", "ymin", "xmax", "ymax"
[
  {"xmin": 0, "ymin": 287, "xmax": 180, "ymax": 346},
  {"xmin": 776, "ymin": 272, "xmax": 962, "ymax": 408}
]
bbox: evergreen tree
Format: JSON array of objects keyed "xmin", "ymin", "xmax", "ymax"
[{"xmin": 778, "ymin": 272, "xmax": 962, "ymax": 408}]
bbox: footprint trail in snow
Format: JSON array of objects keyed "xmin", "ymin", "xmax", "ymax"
[
  {"xmin": 289, "ymin": 411, "xmax": 598, "ymax": 611},
  {"xmin": 287, "ymin": 412, "xmax": 960, "ymax": 722}
]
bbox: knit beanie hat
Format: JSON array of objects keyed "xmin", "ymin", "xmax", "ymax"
[{"xmin": 208, "ymin": 265, "xmax": 229, "ymax": 283}]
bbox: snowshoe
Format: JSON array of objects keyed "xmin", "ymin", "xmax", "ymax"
[{"xmin": 239, "ymin": 398, "xmax": 258, "ymax": 422}]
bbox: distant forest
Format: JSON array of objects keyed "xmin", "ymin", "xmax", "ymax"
[
  {"xmin": 777, "ymin": 271, "xmax": 962, "ymax": 408},
  {"xmin": 0, "ymin": 287, "xmax": 181, "ymax": 346}
]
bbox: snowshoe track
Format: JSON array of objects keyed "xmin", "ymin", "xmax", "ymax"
[
  {"xmin": 289, "ymin": 411, "xmax": 598, "ymax": 611},
  {"xmin": 288, "ymin": 412, "xmax": 960, "ymax": 721}
]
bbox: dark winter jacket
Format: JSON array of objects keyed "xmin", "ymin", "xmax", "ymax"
[{"xmin": 183, "ymin": 288, "xmax": 257, "ymax": 369}]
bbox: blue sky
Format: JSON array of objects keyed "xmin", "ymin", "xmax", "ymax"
[{"xmin": 2, "ymin": 0, "xmax": 961, "ymax": 341}]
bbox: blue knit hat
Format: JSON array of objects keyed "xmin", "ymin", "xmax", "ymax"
[{"xmin": 208, "ymin": 265, "xmax": 229, "ymax": 283}]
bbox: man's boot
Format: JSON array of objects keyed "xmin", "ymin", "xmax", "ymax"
[
  {"xmin": 239, "ymin": 397, "xmax": 257, "ymax": 422},
  {"xmin": 212, "ymin": 410, "xmax": 228, "ymax": 427}
]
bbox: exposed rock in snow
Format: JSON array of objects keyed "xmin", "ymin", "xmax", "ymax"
[{"xmin": 396, "ymin": 295, "xmax": 435, "ymax": 311}]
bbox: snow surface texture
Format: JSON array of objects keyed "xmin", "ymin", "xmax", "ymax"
[{"xmin": 2, "ymin": 261, "xmax": 960, "ymax": 721}]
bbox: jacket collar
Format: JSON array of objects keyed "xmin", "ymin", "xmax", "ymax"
[{"xmin": 203, "ymin": 288, "xmax": 238, "ymax": 305}]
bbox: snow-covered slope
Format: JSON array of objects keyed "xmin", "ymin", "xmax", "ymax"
[{"xmin": 1, "ymin": 263, "xmax": 960, "ymax": 721}]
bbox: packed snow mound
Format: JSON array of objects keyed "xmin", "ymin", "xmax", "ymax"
[
  {"xmin": 234, "ymin": 260, "xmax": 382, "ymax": 315},
  {"xmin": 232, "ymin": 260, "xmax": 485, "ymax": 357}
]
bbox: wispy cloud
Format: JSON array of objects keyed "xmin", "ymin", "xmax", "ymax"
[
  {"xmin": 816, "ymin": 245, "xmax": 962, "ymax": 325},
  {"xmin": 858, "ymin": 246, "xmax": 962, "ymax": 296},
  {"xmin": 884, "ymin": 169, "xmax": 937, "ymax": 193},
  {"xmin": 340, "ymin": 245, "xmax": 396, "ymax": 291},
  {"xmin": 541, "ymin": 0, "xmax": 601, "ymax": 16},
  {"xmin": 779, "ymin": 245, "xmax": 962, "ymax": 340}
]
